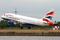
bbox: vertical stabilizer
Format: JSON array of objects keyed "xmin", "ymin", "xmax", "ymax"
[
  {"xmin": 43, "ymin": 8, "xmax": 55, "ymax": 21},
  {"xmin": 42, "ymin": 8, "xmax": 55, "ymax": 25}
]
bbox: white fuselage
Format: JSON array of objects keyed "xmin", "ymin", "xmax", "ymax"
[{"xmin": 1, "ymin": 13, "xmax": 49, "ymax": 26}]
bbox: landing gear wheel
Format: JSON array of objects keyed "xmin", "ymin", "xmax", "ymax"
[
  {"xmin": 28, "ymin": 27, "xmax": 31, "ymax": 29},
  {"xmin": 20, "ymin": 27, "xmax": 23, "ymax": 29}
]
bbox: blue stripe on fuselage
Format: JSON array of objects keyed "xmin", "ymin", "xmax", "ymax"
[
  {"xmin": 2, "ymin": 18, "xmax": 10, "ymax": 20},
  {"xmin": 24, "ymin": 23, "xmax": 38, "ymax": 26}
]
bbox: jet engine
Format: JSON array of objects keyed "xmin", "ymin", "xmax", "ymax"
[{"xmin": 8, "ymin": 20, "xmax": 16, "ymax": 25}]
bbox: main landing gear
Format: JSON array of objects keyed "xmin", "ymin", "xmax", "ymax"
[
  {"xmin": 28, "ymin": 27, "xmax": 31, "ymax": 29},
  {"xmin": 20, "ymin": 27, "xmax": 23, "ymax": 29},
  {"xmin": 20, "ymin": 24, "xmax": 23, "ymax": 29},
  {"xmin": 20, "ymin": 24, "xmax": 32, "ymax": 29},
  {"xmin": 28, "ymin": 25, "xmax": 32, "ymax": 29}
]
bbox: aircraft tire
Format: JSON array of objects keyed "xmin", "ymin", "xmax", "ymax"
[
  {"xmin": 28, "ymin": 27, "xmax": 31, "ymax": 29},
  {"xmin": 20, "ymin": 27, "xmax": 23, "ymax": 29}
]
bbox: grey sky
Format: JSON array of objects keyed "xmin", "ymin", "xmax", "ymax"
[{"xmin": 0, "ymin": 0, "xmax": 60, "ymax": 22}]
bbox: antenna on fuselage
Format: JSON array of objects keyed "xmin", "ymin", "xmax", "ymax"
[{"xmin": 15, "ymin": 8, "xmax": 17, "ymax": 14}]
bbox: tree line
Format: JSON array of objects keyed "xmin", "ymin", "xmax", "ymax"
[{"xmin": 0, "ymin": 20, "xmax": 20, "ymax": 28}]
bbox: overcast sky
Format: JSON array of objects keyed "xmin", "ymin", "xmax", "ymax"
[{"xmin": 0, "ymin": 0, "xmax": 60, "ymax": 22}]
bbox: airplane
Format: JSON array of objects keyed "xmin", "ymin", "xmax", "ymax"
[{"xmin": 1, "ymin": 8, "xmax": 55, "ymax": 29}]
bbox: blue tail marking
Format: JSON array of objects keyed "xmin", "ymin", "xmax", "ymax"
[{"xmin": 45, "ymin": 16, "xmax": 52, "ymax": 20}]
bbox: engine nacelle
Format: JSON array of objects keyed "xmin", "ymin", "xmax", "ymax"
[{"xmin": 8, "ymin": 20, "xmax": 15, "ymax": 25}]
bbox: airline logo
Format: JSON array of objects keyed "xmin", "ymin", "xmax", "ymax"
[
  {"xmin": 42, "ymin": 18, "xmax": 53, "ymax": 25},
  {"xmin": 43, "ymin": 18, "xmax": 49, "ymax": 23},
  {"xmin": 6, "ymin": 14, "xmax": 19, "ymax": 20},
  {"xmin": 46, "ymin": 11, "xmax": 54, "ymax": 16},
  {"xmin": 42, "ymin": 9, "xmax": 55, "ymax": 25},
  {"xmin": 44, "ymin": 11, "xmax": 54, "ymax": 20},
  {"xmin": 45, "ymin": 16, "xmax": 52, "ymax": 20},
  {"xmin": 6, "ymin": 14, "xmax": 13, "ymax": 17}
]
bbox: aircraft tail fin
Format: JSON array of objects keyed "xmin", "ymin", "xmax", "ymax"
[{"xmin": 42, "ymin": 8, "xmax": 55, "ymax": 21}]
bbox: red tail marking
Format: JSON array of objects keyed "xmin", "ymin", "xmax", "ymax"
[
  {"xmin": 43, "ymin": 18, "xmax": 53, "ymax": 25},
  {"xmin": 46, "ymin": 11, "xmax": 54, "ymax": 16},
  {"xmin": 43, "ymin": 18, "xmax": 50, "ymax": 23}
]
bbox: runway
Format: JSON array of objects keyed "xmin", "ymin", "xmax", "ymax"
[
  {"xmin": 0, "ymin": 30, "xmax": 60, "ymax": 36},
  {"xmin": 0, "ymin": 29, "xmax": 60, "ymax": 32}
]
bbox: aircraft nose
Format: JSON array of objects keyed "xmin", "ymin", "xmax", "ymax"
[
  {"xmin": 1, "ymin": 15, "xmax": 4, "ymax": 18},
  {"xmin": 48, "ymin": 22, "xmax": 53, "ymax": 25},
  {"xmin": 1, "ymin": 16, "xmax": 3, "ymax": 18}
]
